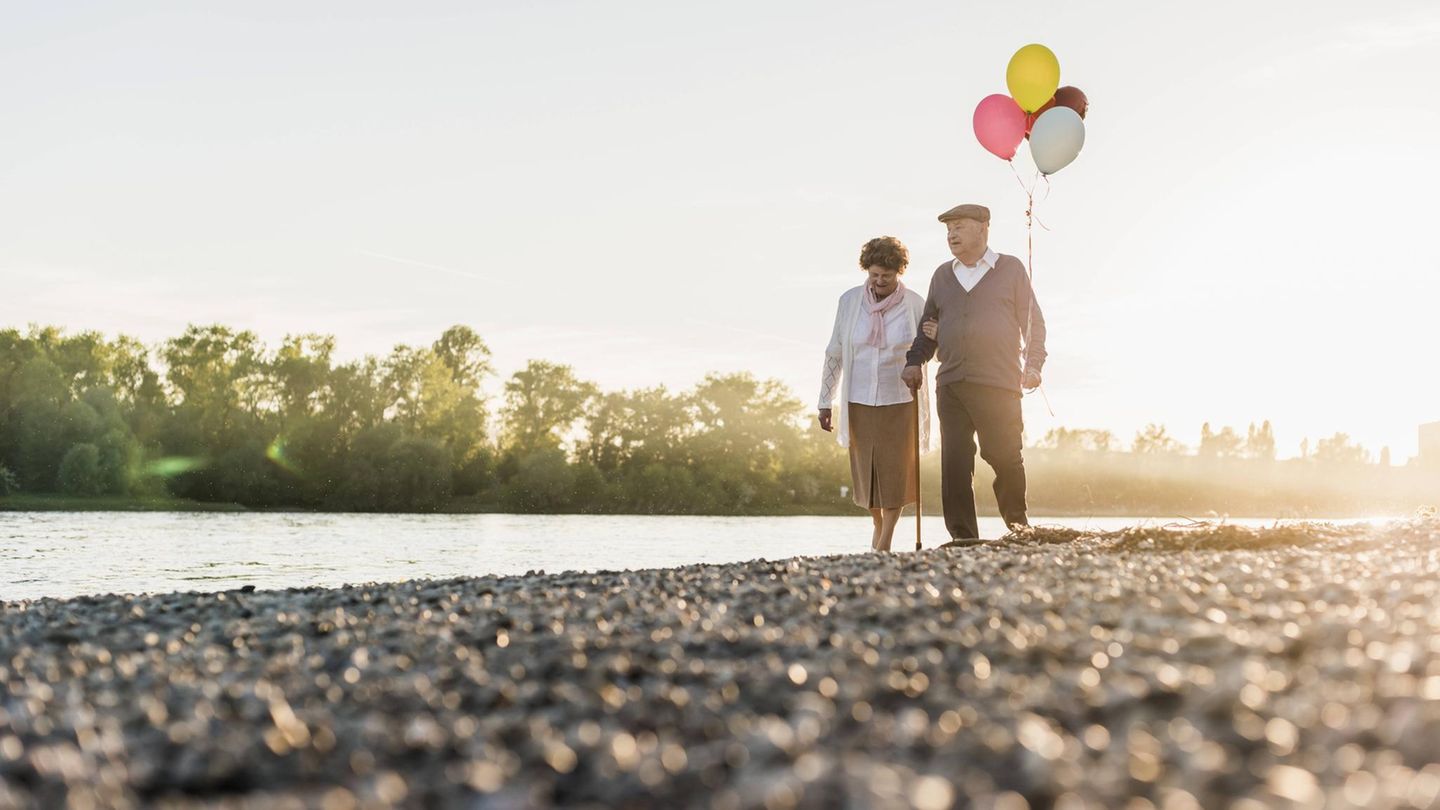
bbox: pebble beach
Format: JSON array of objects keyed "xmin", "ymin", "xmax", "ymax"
[{"xmin": 3, "ymin": 518, "xmax": 1439, "ymax": 809}]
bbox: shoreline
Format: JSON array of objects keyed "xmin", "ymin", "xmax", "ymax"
[
  {"xmin": 0, "ymin": 493, "xmax": 1412, "ymax": 521},
  {"xmin": 2, "ymin": 519, "xmax": 1438, "ymax": 807}
]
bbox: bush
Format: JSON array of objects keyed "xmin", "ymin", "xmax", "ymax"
[
  {"xmin": 500, "ymin": 447, "xmax": 577, "ymax": 513},
  {"xmin": 0, "ymin": 463, "xmax": 18, "ymax": 496},
  {"xmin": 624, "ymin": 463, "xmax": 702, "ymax": 514},
  {"xmin": 570, "ymin": 461, "xmax": 615, "ymax": 512},
  {"xmin": 59, "ymin": 399, "xmax": 104, "ymax": 446},
  {"xmin": 385, "ymin": 437, "xmax": 454, "ymax": 512},
  {"xmin": 453, "ymin": 447, "xmax": 496, "ymax": 498},
  {"xmin": 57, "ymin": 444, "xmax": 105, "ymax": 496},
  {"xmin": 213, "ymin": 441, "xmax": 287, "ymax": 506},
  {"xmin": 326, "ymin": 424, "xmax": 400, "ymax": 510},
  {"xmin": 96, "ymin": 428, "xmax": 142, "ymax": 495}
]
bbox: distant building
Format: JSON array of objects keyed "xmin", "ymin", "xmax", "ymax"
[{"xmin": 1422, "ymin": 422, "xmax": 1440, "ymax": 468}]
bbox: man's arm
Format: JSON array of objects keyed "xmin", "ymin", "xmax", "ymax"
[
  {"xmin": 905, "ymin": 283, "xmax": 941, "ymax": 368},
  {"xmin": 1016, "ymin": 272, "xmax": 1047, "ymax": 376}
]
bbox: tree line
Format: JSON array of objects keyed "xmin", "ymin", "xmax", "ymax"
[
  {"xmin": 0, "ymin": 325, "xmax": 849, "ymax": 513},
  {"xmin": 1, "ymin": 324, "xmax": 1426, "ymax": 516},
  {"xmin": 1042, "ymin": 421, "xmax": 1387, "ymax": 466}
]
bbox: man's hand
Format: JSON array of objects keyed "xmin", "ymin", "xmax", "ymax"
[
  {"xmin": 921, "ymin": 318, "xmax": 938, "ymax": 341},
  {"xmin": 1023, "ymin": 368, "xmax": 1042, "ymax": 391},
  {"xmin": 900, "ymin": 365, "xmax": 923, "ymax": 392},
  {"xmin": 818, "ymin": 408, "xmax": 833, "ymax": 432}
]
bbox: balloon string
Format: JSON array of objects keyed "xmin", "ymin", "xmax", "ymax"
[
  {"xmin": 1009, "ymin": 160, "xmax": 1031, "ymax": 196},
  {"xmin": 1016, "ymin": 167, "xmax": 1056, "ymax": 419},
  {"xmin": 1031, "ymin": 171, "xmax": 1052, "ymax": 232}
]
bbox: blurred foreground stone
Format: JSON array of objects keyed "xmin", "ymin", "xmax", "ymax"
[{"xmin": 2, "ymin": 518, "xmax": 1440, "ymax": 808}]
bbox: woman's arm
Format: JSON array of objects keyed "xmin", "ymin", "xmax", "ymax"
[{"xmin": 818, "ymin": 294, "xmax": 848, "ymax": 421}]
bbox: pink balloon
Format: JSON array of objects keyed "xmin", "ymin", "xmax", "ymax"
[{"xmin": 973, "ymin": 94, "xmax": 1027, "ymax": 161}]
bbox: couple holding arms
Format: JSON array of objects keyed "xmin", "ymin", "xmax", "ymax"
[{"xmin": 818, "ymin": 203, "xmax": 1048, "ymax": 551}]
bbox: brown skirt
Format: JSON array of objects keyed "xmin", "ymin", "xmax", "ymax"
[{"xmin": 847, "ymin": 401, "xmax": 918, "ymax": 509}]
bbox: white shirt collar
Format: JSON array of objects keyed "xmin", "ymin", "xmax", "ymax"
[{"xmin": 953, "ymin": 248, "xmax": 998, "ymax": 273}]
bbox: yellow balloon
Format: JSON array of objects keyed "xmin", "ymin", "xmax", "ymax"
[{"xmin": 1006, "ymin": 44, "xmax": 1061, "ymax": 113}]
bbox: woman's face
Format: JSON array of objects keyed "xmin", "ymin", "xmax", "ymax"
[{"xmin": 865, "ymin": 265, "xmax": 900, "ymax": 296}]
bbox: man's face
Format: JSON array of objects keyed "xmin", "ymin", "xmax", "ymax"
[{"xmin": 946, "ymin": 218, "xmax": 988, "ymax": 259}]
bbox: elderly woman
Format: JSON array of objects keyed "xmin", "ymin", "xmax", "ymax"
[{"xmin": 819, "ymin": 236, "xmax": 931, "ymax": 551}]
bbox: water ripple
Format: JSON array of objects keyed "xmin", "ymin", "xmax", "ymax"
[{"xmin": 0, "ymin": 512, "xmax": 1388, "ymax": 601}]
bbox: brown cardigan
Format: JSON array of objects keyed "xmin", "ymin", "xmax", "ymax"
[{"xmin": 904, "ymin": 254, "xmax": 1047, "ymax": 393}]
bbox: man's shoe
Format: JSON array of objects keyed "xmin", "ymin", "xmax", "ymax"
[{"xmin": 940, "ymin": 537, "xmax": 987, "ymax": 548}]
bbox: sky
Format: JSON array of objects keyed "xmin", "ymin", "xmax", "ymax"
[{"xmin": 3, "ymin": 1, "xmax": 1439, "ymax": 460}]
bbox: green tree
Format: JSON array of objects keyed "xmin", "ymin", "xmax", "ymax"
[
  {"xmin": 59, "ymin": 399, "xmax": 104, "ymax": 447},
  {"xmin": 34, "ymin": 327, "xmax": 109, "ymax": 398},
  {"xmin": 0, "ymin": 329, "xmax": 30, "ymax": 466},
  {"xmin": 162, "ymin": 325, "xmax": 269, "ymax": 451},
  {"xmin": 690, "ymin": 373, "xmax": 803, "ymax": 468},
  {"xmin": 502, "ymin": 360, "xmax": 597, "ymax": 453},
  {"xmin": 500, "ymin": 446, "xmax": 578, "ymax": 512},
  {"xmin": 96, "ymin": 428, "xmax": 142, "ymax": 495},
  {"xmin": 429, "ymin": 326, "xmax": 494, "ymax": 494},
  {"xmin": 329, "ymin": 424, "xmax": 403, "ymax": 510},
  {"xmin": 431, "ymin": 325, "xmax": 493, "ymax": 390},
  {"xmin": 57, "ymin": 444, "xmax": 105, "ymax": 496},
  {"xmin": 270, "ymin": 334, "xmax": 336, "ymax": 426},
  {"xmin": 583, "ymin": 386, "xmax": 694, "ymax": 473},
  {"xmin": 582, "ymin": 391, "xmax": 633, "ymax": 473},
  {"xmin": 10, "ymin": 357, "xmax": 71, "ymax": 490},
  {"xmin": 116, "ymin": 341, "xmax": 170, "ymax": 450},
  {"xmin": 384, "ymin": 437, "xmax": 454, "ymax": 512},
  {"xmin": 684, "ymin": 373, "xmax": 806, "ymax": 512},
  {"xmin": 108, "ymin": 335, "xmax": 158, "ymax": 406},
  {"xmin": 623, "ymin": 463, "xmax": 703, "ymax": 514},
  {"xmin": 381, "ymin": 344, "xmax": 433, "ymax": 432},
  {"xmin": 212, "ymin": 440, "xmax": 287, "ymax": 505},
  {"xmin": 328, "ymin": 357, "xmax": 389, "ymax": 439},
  {"xmin": 383, "ymin": 342, "xmax": 490, "ymax": 494}
]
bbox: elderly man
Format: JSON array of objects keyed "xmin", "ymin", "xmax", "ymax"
[{"xmin": 900, "ymin": 203, "xmax": 1047, "ymax": 543}]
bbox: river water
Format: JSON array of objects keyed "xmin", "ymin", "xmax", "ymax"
[{"xmin": 0, "ymin": 512, "xmax": 1385, "ymax": 601}]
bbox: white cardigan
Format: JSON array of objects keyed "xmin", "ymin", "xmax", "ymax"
[{"xmin": 818, "ymin": 285, "xmax": 932, "ymax": 452}]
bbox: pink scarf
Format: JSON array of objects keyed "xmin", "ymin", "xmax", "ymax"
[{"xmin": 861, "ymin": 282, "xmax": 907, "ymax": 348}]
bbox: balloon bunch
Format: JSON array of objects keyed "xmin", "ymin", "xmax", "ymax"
[{"xmin": 973, "ymin": 44, "xmax": 1087, "ymax": 176}]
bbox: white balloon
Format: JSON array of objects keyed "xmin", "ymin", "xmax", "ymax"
[{"xmin": 1028, "ymin": 106, "xmax": 1085, "ymax": 175}]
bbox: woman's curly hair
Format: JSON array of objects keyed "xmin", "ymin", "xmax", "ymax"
[{"xmin": 858, "ymin": 236, "xmax": 909, "ymax": 273}]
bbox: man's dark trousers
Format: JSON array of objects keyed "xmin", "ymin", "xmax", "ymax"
[{"xmin": 936, "ymin": 380, "xmax": 1029, "ymax": 540}]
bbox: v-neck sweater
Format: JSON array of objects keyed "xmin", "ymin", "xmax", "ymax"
[{"xmin": 904, "ymin": 254, "xmax": 1047, "ymax": 393}]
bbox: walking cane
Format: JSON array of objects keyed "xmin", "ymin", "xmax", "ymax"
[{"xmin": 914, "ymin": 394, "xmax": 922, "ymax": 551}]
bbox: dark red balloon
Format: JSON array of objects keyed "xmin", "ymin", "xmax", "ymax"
[{"xmin": 1053, "ymin": 86, "xmax": 1089, "ymax": 119}]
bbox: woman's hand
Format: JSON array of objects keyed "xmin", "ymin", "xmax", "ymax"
[
  {"xmin": 818, "ymin": 409, "xmax": 833, "ymax": 432},
  {"xmin": 921, "ymin": 318, "xmax": 938, "ymax": 340}
]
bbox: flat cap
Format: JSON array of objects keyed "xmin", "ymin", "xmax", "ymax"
[{"xmin": 937, "ymin": 203, "xmax": 991, "ymax": 224}]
